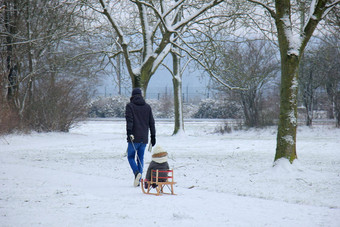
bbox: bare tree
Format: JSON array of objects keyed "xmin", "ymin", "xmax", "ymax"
[
  {"xmin": 168, "ymin": 1, "xmax": 244, "ymax": 134},
  {"xmin": 162, "ymin": 0, "xmax": 185, "ymax": 135},
  {"xmin": 81, "ymin": 0, "xmax": 228, "ymax": 94},
  {"xmin": 206, "ymin": 40, "xmax": 279, "ymax": 127},
  {"xmin": 319, "ymin": 35, "xmax": 340, "ymax": 127},
  {"xmin": 0, "ymin": 0, "xmax": 99, "ymax": 132},
  {"xmin": 80, "ymin": 0, "xmax": 239, "ymax": 136},
  {"xmin": 298, "ymin": 47, "xmax": 325, "ymax": 126}
]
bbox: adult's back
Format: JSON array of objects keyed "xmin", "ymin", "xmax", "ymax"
[{"xmin": 125, "ymin": 92, "xmax": 155, "ymax": 144}]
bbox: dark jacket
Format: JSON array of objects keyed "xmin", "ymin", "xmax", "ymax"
[
  {"xmin": 145, "ymin": 161, "xmax": 170, "ymax": 189},
  {"xmin": 146, "ymin": 161, "xmax": 170, "ymax": 182},
  {"xmin": 125, "ymin": 94, "xmax": 155, "ymax": 143}
]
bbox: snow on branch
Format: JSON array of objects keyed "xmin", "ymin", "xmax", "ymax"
[
  {"xmin": 165, "ymin": 0, "xmax": 185, "ymax": 26},
  {"xmin": 136, "ymin": 2, "xmax": 153, "ymax": 57},
  {"xmin": 98, "ymin": 0, "xmax": 135, "ymax": 78},
  {"xmin": 151, "ymin": 43, "xmax": 172, "ymax": 74},
  {"xmin": 301, "ymin": 0, "xmax": 336, "ymax": 52},
  {"xmin": 99, "ymin": 0, "xmax": 126, "ymax": 45},
  {"xmin": 172, "ymin": 0, "xmax": 225, "ymax": 31},
  {"xmin": 131, "ymin": 0, "xmax": 169, "ymax": 32},
  {"xmin": 303, "ymin": 0, "xmax": 339, "ymax": 31},
  {"xmin": 325, "ymin": 0, "xmax": 340, "ymax": 8},
  {"xmin": 323, "ymin": 0, "xmax": 340, "ymax": 18}
]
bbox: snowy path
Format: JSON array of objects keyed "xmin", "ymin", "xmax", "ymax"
[{"xmin": 1, "ymin": 119, "xmax": 340, "ymax": 226}]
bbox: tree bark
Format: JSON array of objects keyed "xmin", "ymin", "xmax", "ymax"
[
  {"xmin": 172, "ymin": 52, "xmax": 184, "ymax": 135},
  {"xmin": 4, "ymin": 0, "xmax": 19, "ymax": 105},
  {"xmin": 273, "ymin": 0, "xmax": 300, "ymax": 163},
  {"xmin": 274, "ymin": 54, "xmax": 299, "ymax": 163}
]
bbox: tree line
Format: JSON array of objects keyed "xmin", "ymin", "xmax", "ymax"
[{"xmin": 1, "ymin": 0, "xmax": 339, "ymax": 164}]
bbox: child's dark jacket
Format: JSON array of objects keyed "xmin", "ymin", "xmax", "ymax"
[{"xmin": 145, "ymin": 161, "xmax": 170, "ymax": 182}]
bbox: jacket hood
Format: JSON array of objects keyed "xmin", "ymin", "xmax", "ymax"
[{"xmin": 130, "ymin": 94, "xmax": 146, "ymax": 106}]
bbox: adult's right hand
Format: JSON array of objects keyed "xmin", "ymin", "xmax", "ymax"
[{"xmin": 151, "ymin": 135, "xmax": 156, "ymax": 146}]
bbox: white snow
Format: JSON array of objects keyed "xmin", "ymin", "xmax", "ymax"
[
  {"xmin": 151, "ymin": 43, "xmax": 171, "ymax": 74},
  {"xmin": 288, "ymin": 110, "xmax": 297, "ymax": 126},
  {"xmin": 1, "ymin": 119, "xmax": 340, "ymax": 226},
  {"xmin": 282, "ymin": 135, "xmax": 295, "ymax": 145},
  {"xmin": 281, "ymin": 14, "xmax": 302, "ymax": 57}
]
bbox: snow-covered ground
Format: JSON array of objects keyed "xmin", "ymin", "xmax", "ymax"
[{"xmin": 1, "ymin": 119, "xmax": 339, "ymax": 227}]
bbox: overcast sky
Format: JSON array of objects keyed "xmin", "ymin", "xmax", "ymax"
[{"xmin": 96, "ymin": 57, "xmax": 211, "ymax": 100}]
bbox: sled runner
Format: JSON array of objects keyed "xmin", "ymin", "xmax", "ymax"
[{"xmin": 141, "ymin": 169, "xmax": 176, "ymax": 196}]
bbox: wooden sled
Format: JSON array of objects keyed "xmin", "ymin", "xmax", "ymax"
[{"xmin": 141, "ymin": 169, "xmax": 176, "ymax": 196}]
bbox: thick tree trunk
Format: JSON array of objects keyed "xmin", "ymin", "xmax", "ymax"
[
  {"xmin": 131, "ymin": 66, "xmax": 151, "ymax": 96},
  {"xmin": 275, "ymin": 54, "xmax": 299, "ymax": 163},
  {"xmin": 274, "ymin": 0, "xmax": 300, "ymax": 164}
]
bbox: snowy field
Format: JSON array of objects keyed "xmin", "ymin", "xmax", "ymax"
[{"xmin": 1, "ymin": 119, "xmax": 340, "ymax": 227}]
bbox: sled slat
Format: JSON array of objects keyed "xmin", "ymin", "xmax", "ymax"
[{"xmin": 141, "ymin": 169, "xmax": 176, "ymax": 196}]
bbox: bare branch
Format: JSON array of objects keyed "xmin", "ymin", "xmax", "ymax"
[
  {"xmin": 108, "ymin": 48, "xmax": 142, "ymax": 59},
  {"xmin": 246, "ymin": 0, "xmax": 276, "ymax": 19},
  {"xmin": 302, "ymin": 0, "xmax": 331, "ymax": 52},
  {"xmin": 130, "ymin": 0, "xmax": 168, "ymax": 32},
  {"xmin": 172, "ymin": 0, "xmax": 226, "ymax": 31},
  {"xmin": 171, "ymin": 41, "xmax": 245, "ymax": 91},
  {"xmin": 98, "ymin": 0, "xmax": 135, "ymax": 77},
  {"xmin": 161, "ymin": 62, "xmax": 175, "ymax": 78},
  {"xmin": 323, "ymin": 0, "xmax": 340, "ymax": 18}
]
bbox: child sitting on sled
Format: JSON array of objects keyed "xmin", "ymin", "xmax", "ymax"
[{"xmin": 144, "ymin": 145, "xmax": 169, "ymax": 189}]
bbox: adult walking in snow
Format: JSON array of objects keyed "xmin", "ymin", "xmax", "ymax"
[{"xmin": 125, "ymin": 88, "xmax": 156, "ymax": 187}]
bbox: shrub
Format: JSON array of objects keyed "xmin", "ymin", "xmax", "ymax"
[
  {"xmin": 23, "ymin": 79, "xmax": 89, "ymax": 132},
  {"xmin": 0, "ymin": 99, "xmax": 20, "ymax": 135},
  {"xmin": 193, "ymin": 99, "xmax": 243, "ymax": 119},
  {"xmin": 88, "ymin": 96, "xmax": 129, "ymax": 118}
]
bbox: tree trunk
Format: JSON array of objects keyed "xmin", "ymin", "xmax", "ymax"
[
  {"xmin": 275, "ymin": 54, "xmax": 299, "ymax": 163},
  {"xmin": 4, "ymin": 0, "xmax": 19, "ymax": 105},
  {"xmin": 304, "ymin": 91, "xmax": 313, "ymax": 127},
  {"xmin": 171, "ymin": 0, "xmax": 184, "ymax": 135},
  {"xmin": 336, "ymin": 93, "xmax": 340, "ymax": 128},
  {"xmin": 274, "ymin": 0, "xmax": 299, "ymax": 163},
  {"xmin": 306, "ymin": 111, "xmax": 312, "ymax": 126},
  {"xmin": 138, "ymin": 67, "xmax": 152, "ymax": 96},
  {"xmin": 172, "ymin": 52, "xmax": 184, "ymax": 135}
]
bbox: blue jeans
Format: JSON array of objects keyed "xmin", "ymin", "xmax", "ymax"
[{"xmin": 127, "ymin": 142, "xmax": 146, "ymax": 175}]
